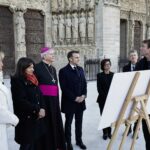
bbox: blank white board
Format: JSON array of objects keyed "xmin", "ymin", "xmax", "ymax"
[{"xmin": 98, "ymin": 70, "xmax": 150, "ymax": 130}]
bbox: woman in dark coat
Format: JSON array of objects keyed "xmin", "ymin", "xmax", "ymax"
[
  {"xmin": 97, "ymin": 59, "xmax": 114, "ymax": 140},
  {"xmin": 11, "ymin": 57, "xmax": 48, "ymax": 150}
]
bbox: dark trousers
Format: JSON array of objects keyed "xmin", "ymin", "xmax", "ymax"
[
  {"xmin": 142, "ymin": 117, "xmax": 150, "ymax": 150},
  {"xmin": 65, "ymin": 112, "xmax": 83, "ymax": 144},
  {"xmin": 20, "ymin": 135, "xmax": 49, "ymax": 150},
  {"xmin": 98, "ymin": 103, "xmax": 111, "ymax": 135}
]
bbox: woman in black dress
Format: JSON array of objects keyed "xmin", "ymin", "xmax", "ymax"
[
  {"xmin": 97, "ymin": 59, "xmax": 114, "ymax": 140},
  {"xmin": 11, "ymin": 57, "xmax": 48, "ymax": 150}
]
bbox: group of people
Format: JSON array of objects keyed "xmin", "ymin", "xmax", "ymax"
[
  {"xmin": 97, "ymin": 39, "xmax": 150, "ymax": 150},
  {"xmin": 0, "ymin": 48, "xmax": 87, "ymax": 150},
  {"xmin": 1, "ymin": 39, "xmax": 150, "ymax": 150}
]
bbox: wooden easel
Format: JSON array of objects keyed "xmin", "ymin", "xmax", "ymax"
[{"xmin": 107, "ymin": 72, "xmax": 150, "ymax": 150}]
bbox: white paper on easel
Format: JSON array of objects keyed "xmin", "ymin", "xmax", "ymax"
[{"xmin": 98, "ymin": 70, "xmax": 150, "ymax": 130}]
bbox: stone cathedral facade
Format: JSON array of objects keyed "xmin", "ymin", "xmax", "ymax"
[{"xmin": 0, "ymin": 0, "xmax": 150, "ymax": 76}]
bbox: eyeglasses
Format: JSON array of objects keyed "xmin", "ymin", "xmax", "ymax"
[{"xmin": 104, "ymin": 63, "xmax": 111, "ymax": 66}]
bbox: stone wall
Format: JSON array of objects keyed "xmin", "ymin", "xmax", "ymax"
[
  {"xmin": 0, "ymin": 0, "xmax": 51, "ymax": 63},
  {"xmin": 0, "ymin": 0, "xmax": 150, "ymax": 74}
]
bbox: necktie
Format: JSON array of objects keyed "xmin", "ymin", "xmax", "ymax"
[
  {"xmin": 74, "ymin": 66, "xmax": 80, "ymax": 77},
  {"xmin": 132, "ymin": 65, "xmax": 135, "ymax": 71}
]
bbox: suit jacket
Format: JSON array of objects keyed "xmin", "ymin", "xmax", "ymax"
[
  {"xmin": 123, "ymin": 62, "xmax": 131, "ymax": 72},
  {"xmin": 135, "ymin": 57, "xmax": 149, "ymax": 71},
  {"xmin": 123, "ymin": 62, "xmax": 136, "ymax": 72},
  {"xmin": 97, "ymin": 72, "xmax": 114, "ymax": 112},
  {"xmin": 59, "ymin": 64, "xmax": 87, "ymax": 113}
]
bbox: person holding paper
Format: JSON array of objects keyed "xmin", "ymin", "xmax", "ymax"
[
  {"xmin": 97, "ymin": 59, "xmax": 114, "ymax": 140},
  {"xmin": 135, "ymin": 39, "xmax": 150, "ymax": 150}
]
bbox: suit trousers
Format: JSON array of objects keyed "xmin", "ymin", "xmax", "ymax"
[
  {"xmin": 98, "ymin": 103, "xmax": 111, "ymax": 135},
  {"xmin": 65, "ymin": 112, "xmax": 83, "ymax": 144},
  {"xmin": 142, "ymin": 116, "xmax": 150, "ymax": 150}
]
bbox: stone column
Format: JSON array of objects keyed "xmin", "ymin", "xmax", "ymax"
[
  {"xmin": 128, "ymin": 19, "xmax": 135, "ymax": 50},
  {"xmin": 13, "ymin": 7, "xmax": 27, "ymax": 64},
  {"xmin": 43, "ymin": 9, "xmax": 52, "ymax": 47},
  {"xmin": 96, "ymin": 0, "xmax": 120, "ymax": 71}
]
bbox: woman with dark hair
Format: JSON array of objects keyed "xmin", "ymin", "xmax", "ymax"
[
  {"xmin": 97, "ymin": 59, "xmax": 114, "ymax": 140},
  {"xmin": 11, "ymin": 57, "xmax": 47, "ymax": 150}
]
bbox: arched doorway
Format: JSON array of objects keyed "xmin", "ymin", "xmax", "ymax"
[
  {"xmin": 0, "ymin": 6, "xmax": 15, "ymax": 76},
  {"xmin": 24, "ymin": 10, "xmax": 45, "ymax": 63}
]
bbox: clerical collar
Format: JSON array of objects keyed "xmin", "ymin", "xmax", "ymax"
[{"xmin": 42, "ymin": 61, "xmax": 51, "ymax": 67}]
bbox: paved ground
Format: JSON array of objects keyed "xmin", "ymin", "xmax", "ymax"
[{"xmin": 7, "ymin": 81, "xmax": 146, "ymax": 150}]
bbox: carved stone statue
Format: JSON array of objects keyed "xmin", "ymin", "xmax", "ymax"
[
  {"xmin": 52, "ymin": 15, "xmax": 58, "ymax": 45},
  {"xmin": 79, "ymin": 12, "xmax": 86, "ymax": 44},
  {"xmin": 79, "ymin": 0, "xmax": 85, "ymax": 9},
  {"xmin": 87, "ymin": 11, "xmax": 94, "ymax": 43},
  {"xmin": 58, "ymin": 14, "xmax": 65, "ymax": 44},
  {"xmin": 65, "ymin": 13, "xmax": 72, "ymax": 44},
  {"xmin": 72, "ymin": 0, "xmax": 78, "ymax": 10},
  {"xmin": 51, "ymin": 0, "xmax": 58, "ymax": 12},
  {"xmin": 58, "ymin": 0, "xmax": 64, "ymax": 11},
  {"xmin": 87, "ymin": 0, "xmax": 95, "ymax": 9},
  {"xmin": 65, "ymin": 0, "xmax": 71, "ymax": 10},
  {"xmin": 72, "ymin": 12, "xmax": 79, "ymax": 44}
]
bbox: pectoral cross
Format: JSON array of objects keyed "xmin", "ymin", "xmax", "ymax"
[{"xmin": 52, "ymin": 78, "xmax": 56, "ymax": 83}]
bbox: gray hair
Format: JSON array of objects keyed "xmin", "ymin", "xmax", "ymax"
[{"xmin": 129, "ymin": 50, "xmax": 138, "ymax": 56}]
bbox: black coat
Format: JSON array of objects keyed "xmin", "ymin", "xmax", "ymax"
[
  {"xmin": 11, "ymin": 76, "xmax": 47, "ymax": 144},
  {"xmin": 97, "ymin": 72, "xmax": 114, "ymax": 113},
  {"xmin": 123, "ymin": 62, "xmax": 132, "ymax": 72},
  {"xmin": 59, "ymin": 64, "xmax": 87, "ymax": 113},
  {"xmin": 135, "ymin": 57, "xmax": 149, "ymax": 71}
]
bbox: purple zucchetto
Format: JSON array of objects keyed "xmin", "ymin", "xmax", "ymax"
[{"xmin": 40, "ymin": 47, "xmax": 54, "ymax": 57}]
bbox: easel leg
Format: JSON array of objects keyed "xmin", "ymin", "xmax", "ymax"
[
  {"xmin": 107, "ymin": 126, "xmax": 119, "ymax": 150},
  {"xmin": 120, "ymin": 101, "xmax": 138, "ymax": 150},
  {"xmin": 130, "ymin": 116, "xmax": 142, "ymax": 150},
  {"xmin": 107, "ymin": 73, "xmax": 140, "ymax": 150}
]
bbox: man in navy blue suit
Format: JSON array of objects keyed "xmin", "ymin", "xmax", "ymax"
[{"xmin": 59, "ymin": 51, "xmax": 87, "ymax": 150}]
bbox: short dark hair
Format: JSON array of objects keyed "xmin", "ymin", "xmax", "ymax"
[
  {"xmin": 142, "ymin": 39, "xmax": 150, "ymax": 48},
  {"xmin": 13, "ymin": 57, "xmax": 34, "ymax": 77},
  {"xmin": 67, "ymin": 50, "xmax": 79, "ymax": 61},
  {"xmin": 101, "ymin": 59, "xmax": 111, "ymax": 71}
]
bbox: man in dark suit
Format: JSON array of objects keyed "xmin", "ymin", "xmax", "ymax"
[
  {"xmin": 135, "ymin": 39, "xmax": 150, "ymax": 150},
  {"xmin": 123, "ymin": 50, "xmax": 138, "ymax": 137},
  {"xmin": 59, "ymin": 51, "xmax": 87, "ymax": 150}
]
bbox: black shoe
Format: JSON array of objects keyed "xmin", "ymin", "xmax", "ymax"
[
  {"xmin": 76, "ymin": 142, "xmax": 87, "ymax": 149},
  {"xmin": 103, "ymin": 134, "xmax": 108, "ymax": 140},
  {"xmin": 67, "ymin": 143, "xmax": 73, "ymax": 150},
  {"xmin": 108, "ymin": 134, "xmax": 112, "ymax": 139}
]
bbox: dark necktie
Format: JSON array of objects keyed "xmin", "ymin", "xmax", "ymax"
[
  {"xmin": 132, "ymin": 65, "xmax": 135, "ymax": 71},
  {"xmin": 74, "ymin": 66, "xmax": 80, "ymax": 77}
]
